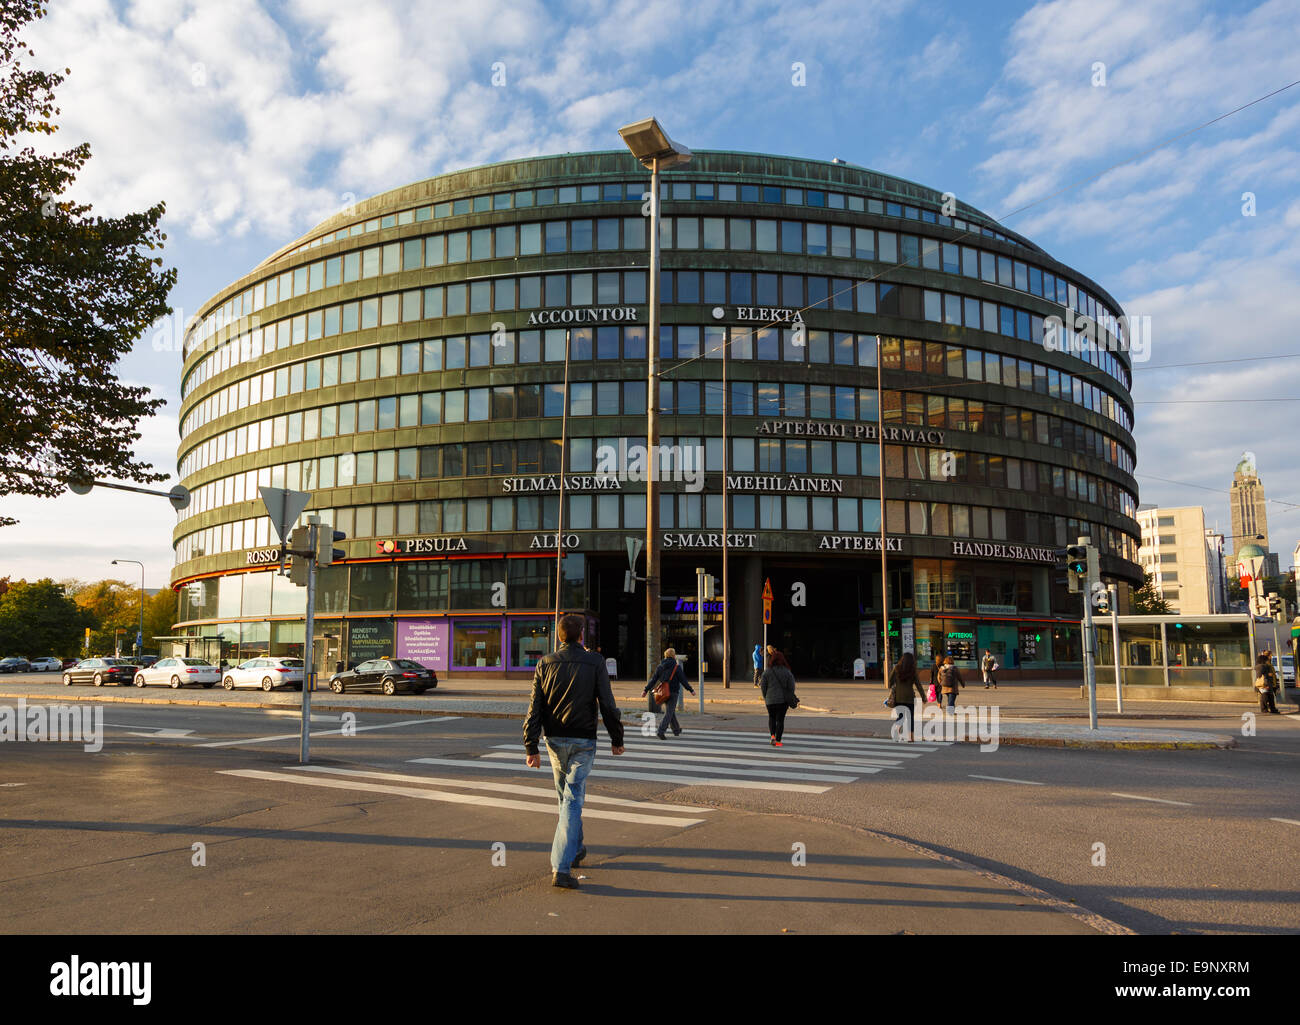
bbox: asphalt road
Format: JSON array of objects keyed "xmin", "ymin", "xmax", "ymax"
[{"xmin": 0, "ymin": 696, "xmax": 1296, "ymax": 933}]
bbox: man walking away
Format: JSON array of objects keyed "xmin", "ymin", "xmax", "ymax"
[
  {"xmin": 524, "ymin": 614, "xmax": 625, "ymax": 889},
  {"xmin": 644, "ymin": 647, "xmax": 694, "ymax": 739},
  {"xmin": 752, "ymin": 642, "xmax": 763, "ymax": 688},
  {"xmin": 981, "ymin": 649, "xmax": 998, "ymax": 689}
]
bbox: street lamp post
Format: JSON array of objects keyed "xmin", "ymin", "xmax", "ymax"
[
  {"xmin": 619, "ymin": 117, "xmax": 691, "ymax": 677},
  {"xmin": 112, "ymin": 559, "xmax": 145, "ymax": 656}
]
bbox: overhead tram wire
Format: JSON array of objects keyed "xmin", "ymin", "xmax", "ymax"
[
  {"xmin": 1135, "ymin": 472, "xmax": 1300, "ymax": 512},
  {"xmin": 657, "ymin": 76, "xmax": 1300, "ymax": 379}
]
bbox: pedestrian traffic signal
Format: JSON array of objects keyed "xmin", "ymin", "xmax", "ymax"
[
  {"xmin": 1065, "ymin": 544, "xmax": 1088, "ymax": 593},
  {"xmin": 317, "ymin": 528, "xmax": 347, "ymax": 567}
]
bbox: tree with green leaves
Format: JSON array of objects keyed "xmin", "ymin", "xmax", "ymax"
[
  {"xmin": 0, "ymin": 0, "xmax": 175, "ymax": 526},
  {"xmin": 1130, "ymin": 571, "xmax": 1172, "ymax": 615},
  {"xmin": 0, "ymin": 578, "xmax": 92, "ymax": 656}
]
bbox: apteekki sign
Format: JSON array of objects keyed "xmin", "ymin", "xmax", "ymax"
[{"xmin": 756, "ymin": 420, "xmax": 945, "ymax": 445}]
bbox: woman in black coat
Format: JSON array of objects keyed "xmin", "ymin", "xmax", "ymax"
[
  {"xmin": 759, "ymin": 650, "xmax": 798, "ymax": 747},
  {"xmin": 890, "ymin": 651, "xmax": 922, "ymax": 741}
]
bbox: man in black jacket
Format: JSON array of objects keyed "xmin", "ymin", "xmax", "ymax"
[{"xmin": 524, "ymin": 614, "xmax": 625, "ymax": 888}]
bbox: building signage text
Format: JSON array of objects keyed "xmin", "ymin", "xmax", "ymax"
[
  {"xmin": 951, "ymin": 541, "xmax": 1057, "ymax": 563},
  {"xmin": 757, "ymin": 420, "xmax": 945, "ymax": 445},
  {"xmin": 376, "ymin": 537, "xmax": 470, "ymax": 555},
  {"xmin": 529, "ymin": 534, "xmax": 580, "ymax": 549},
  {"xmin": 525, "ymin": 306, "xmax": 638, "ymax": 325},
  {"xmin": 246, "ymin": 547, "xmax": 281, "ymax": 566},
  {"xmin": 730, "ymin": 307, "xmax": 805, "ymax": 323},
  {"xmin": 818, "ymin": 535, "xmax": 903, "ymax": 552},
  {"xmin": 503, "ymin": 475, "xmax": 621, "ymax": 492},
  {"xmin": 662, "ymin": 532, "xmax": 757, "ymax": 549},
  {"xmin": 725, "ymin": 475, "xmax": 843, "ymax": 493}
]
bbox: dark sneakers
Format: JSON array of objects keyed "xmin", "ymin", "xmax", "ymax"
[
  {"xmin": 572, "ymin": 846, "xmax": 588, "ymax": 867},
  {"xmin": 552, "ymin": 872, "xmax": 579, "ymax": 889}
]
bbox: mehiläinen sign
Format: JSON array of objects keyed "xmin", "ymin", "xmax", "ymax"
[{"xmin": 756, "ymin": 420, "xmax": 945, "ymax": 445}]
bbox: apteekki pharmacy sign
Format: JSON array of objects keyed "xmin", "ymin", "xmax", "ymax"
[{"xmin": 756, "ymin": 420, "xmax": 945, "ymax": 445}]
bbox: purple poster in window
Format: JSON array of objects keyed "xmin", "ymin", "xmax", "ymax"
[{"xmin": 396, "ymin": 619, "xmax": 448, "ymax": 671}]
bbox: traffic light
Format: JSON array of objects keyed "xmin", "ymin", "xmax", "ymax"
[
  {"xmin": 1267, "ymin": 594, "xmax": 1283, "ymax": 617},
  {"xmin": 1065, "ymin": 544, "xmax": 1088, "ymax": 593},
  {"xmin": 702, "ymin": 574, "xmax": 717, "ymax": 600},
  {"xmin": 317, "ymin": 528, "xmax": 347, "ymax": 567},
  {"xmin": 1086, "ymin": 547, "xmax": 1100, "ymax": 587},
  {"xmin": 288, "ymin": 525, "xmax": 311, "ymax": 587}
]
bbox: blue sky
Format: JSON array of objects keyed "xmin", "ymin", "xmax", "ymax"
[{"xmin": 3, "ymin": 0, "xmax": 1299, "ymax": 588}]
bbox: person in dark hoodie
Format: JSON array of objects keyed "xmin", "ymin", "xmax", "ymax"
[
  {"xmin": 643, "ymin": 647, "xmax": 695, "ymax": 739},
  {"xmin": 759, "ymin": 650, "xmax": 799, "ymax": 746},
  {"xmin": 890, "ymin": 651, "xmax": 923, "ymax": 742}
]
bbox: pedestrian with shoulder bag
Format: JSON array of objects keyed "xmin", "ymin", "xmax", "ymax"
[
  {"xmin": 1256, "ymin": 651, "xmax": 1279, "ymax": 715},
  {"xmin": 642, "ymin": 647, "xmax": 694, "ymax": 739}
]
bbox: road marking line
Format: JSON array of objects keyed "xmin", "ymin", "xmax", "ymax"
[
  {"xmin": 477, "ymin": 750, "xmax": 861, "ymax": 782},
  {"xmin": 407, "ymin": 758, "xmax": 832, "ymax": 793},
  {"xmin": 197, "ymin": 716, "xmax": 460, "ymax": 747},
  {"xmin": 1110, "ymin": 792, "xmax": 1193, "ymax": 806},
  {"xmin": 683, "ymin": 728, "xmax": 949, "ymax": 749},
  {"xmin": 968, "ymin": 774, "xmax": 1044, "ymax": 786},
  {"xmin": 218, "ymin": 769, "xmax": 705, "ymax": 826},
  {"xmin": 487, "ymin": 743, "xmax": 899, "ymax": 772},
  {"xmin": 1270, "ymin": 818, "xmax": 1300, "ymax": 826},
  {"xmin": 286, "ymin": 765, "xmax": 714, "ymax": 812},
  {"xmin": 613, "ymin": 737, "xmax": 928, "ymax": 760}
]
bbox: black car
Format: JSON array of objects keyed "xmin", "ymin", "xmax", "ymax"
[
  {"xmin": 328, "ymin": 658, "xmax": 437, "ymax": 695},
  {"xmin": 62, "ymin": 657, "xmax": 136, "ymax": 687},
  {"xmin": 0, "ymin": 657, "xmax": 31, "ymax": 674}
]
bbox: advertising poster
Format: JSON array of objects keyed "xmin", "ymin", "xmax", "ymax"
[{"xmin": 396, "ymin": 619, "xmax": 449, "ymax": 671}]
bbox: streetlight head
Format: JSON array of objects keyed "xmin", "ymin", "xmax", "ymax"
[{"xmin": 618, "ymin": 117, "xmax": 691, "ymax": 169}]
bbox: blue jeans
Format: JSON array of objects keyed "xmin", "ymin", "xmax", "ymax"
[
  {"xmin": 944, "ymin": 691, "xmax": 956, "ymax": 708},
  {"xmin": 660, "ymin": 697, "xmax": 680, "ymax": 736},
  {"xmin": 545, "ymin": 736, "xmax": 597, "ymax": 874}
]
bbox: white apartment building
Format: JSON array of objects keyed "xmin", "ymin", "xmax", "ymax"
[{"xmin": 1136, "ymin": 506, "xmax": 1223, "ymax": 614}]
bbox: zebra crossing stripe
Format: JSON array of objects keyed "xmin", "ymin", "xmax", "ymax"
[
  {"xmin": 487, "ymin": 743, "xmax": 901, "ymax": 773},
  {"xmin": 218, "ymin": 769, "xmax": 707, "ymax": 827},
  {"xmin": 407, "ymin": 758, "xmax": 833, "ymax": 794},
  {"xmin": 284, "ymin": 764, "xmax": 713, "ymax": 813},
  {"xmin": 672, "ymin": 728, "xmax": 949, "ymax": 751},
  {"xmin": 476, "ymin": 750, "xmax": 862, "ymax": 783}
]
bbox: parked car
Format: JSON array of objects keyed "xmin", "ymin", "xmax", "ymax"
[
  {"xmin": 62, "ymin": 657, "xmax": 135, "ymax": 687},
  {"xmin": 0, "ymin": 657, "xmax": 31, "ymax": 673},
  {"xmin": 1272, "ymin": 654, "xmax": 1295, "ymax": 684},
  {"xmin": 221, "ymin": 656, "xmax": 305, "ymax": 691},
  {"xmin": 29, "ymin": 657, "xmax": 62, "ymax": 672},
  {"xmin": 61, "ymin": 658, "xmax": 80, "ymax": 670},
  {"xmin": 133, "ymin": 657, "xmax": 220, "ymax": 689},
  {"xmin": 329, "ymin": 658, "xmax": 437, "ymax": 695}
]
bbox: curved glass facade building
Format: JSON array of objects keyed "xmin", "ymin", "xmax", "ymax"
[{"xmin": 170, "ymin": 151, "xmax": 1141, "ymax": 679}]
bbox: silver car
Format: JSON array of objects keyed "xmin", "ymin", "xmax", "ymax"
[
  {"xmin": 221, "ymin": 656, "xmax": 306, "ymax": 691},
  {"xmin": 134, "ymin": 657, "xmax": 221, "ymax": 689}
]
